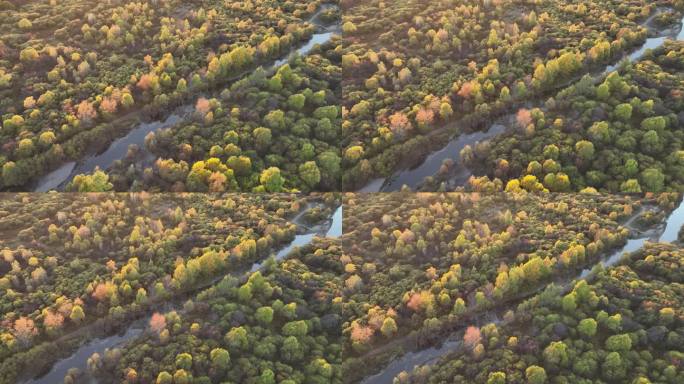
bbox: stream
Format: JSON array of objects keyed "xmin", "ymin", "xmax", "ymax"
[
  {"xmin": 380, "ymin": 123, "xmax": 507, "ymax": 192},
  {"xmin": 32, "ymin": 4, "xmax": 340, "ymax": 192},
  {"xmin": 360, "ymin": 9, "xmax": 684, "ymax": 193},
  {"xmin": 23, "ymin": 201, "xmax": 342, "ymax": 384},
  {"xmin": 24, "ymin": 325, "xmax": 143, "ymax": 384},
  {"xmin": 360, "ymin": 197, "xmax": 684, "ymax": 384},
  {"xmin": 360, "ymin": 313, "xmax": 503, "ymax": 384}
]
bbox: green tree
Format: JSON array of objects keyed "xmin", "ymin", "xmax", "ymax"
[
  {"xmin": 70, "ymin": 305, "xmax": 85, "ymax": 323},
  {"xmin": 2, "ymin": 161, "xmax": 27, "ymax": 187},
  {"xmin": 578, "ymin": 318, "xmax": 597, "ymax": 338},
  {"xmin": 259, "ymin": 167, "xmax": 284, "ymax": 192},
  {"xmin": 237, "ymin": 283, "xmax": 253, "ymax": 302},
  {"xmin": 624, "ymin": 159, "xmax": 638, "ymax": 177},
  {"xmin": 136, "ymin": 288, "xmax": 148, "ymax": 304},
  {"xmin": 572, "ymin": 351, "xmax": 598, "ymax": 378},
  {"xmin": 68, "ymin": 170, "xmax": 113, "ymax": 192},
  {"xmin": 641, "ymin": 116, "xmax": 667, "ymax": 131},
  {"xmin": 318, "ymin": 151, "xmax": 341, "ymax": 185},
  {"xmin": 299, "ymin": 161, "xmax": 321, "ymax": 189},
  {"xmin": 561, "ymin": 293, "xmax": 577, "ymax": 313},
  {"xmin": 227, "ymin": 156, "xmax": 252, "ymax": 176},
  {"xmin": 156, "ymin": 371, "xmax": 173, "ymax": 384},
  {"xmin": 253, "ymin": 127, "xmax": 272, "ymax": 153},
  {"xmin": 526, "ymin": 365, "xmax": 547, "ymax": 384},
  {"xmin": 620, "ymin": 179, "xmax": 642, "ymax": 193},
  {"xmin": 173, "ymin": 369, "xmax": 190, "ymax": 384},
  {"xmin": 259, "ymin": 368, "xmax": 276, "ymax": 384},
  {"xmin": 615, "ymin": 103, "xmax": 632, "ymax": 121},
  {"xmin": 281, "ymin": 336, "xmax": 304, "ymax": 362},
  {"xmin": 380, "ymin": 317, "xmax": 397, "ymax": 337},
  {"xmin": 543, "ymin": 341, "xmax": 569, "ymax": 367},
  {"xmin": 640, "ymin": 168, "xmax": 664, "ymax": 192},
  {"xmin": 605, "ymin": 334, "xmax": 632, "ymax": 352},
  {"xmin": 210, "ymin": 348, "xmax": 230, "ymax": 371},
  {"xmin": 264, "ymin": 110, "xmax": 286, "ymax": 131},
  {"xmin": 288, "ymin": 94, "xmax": 306, "ymax": 110},
  {"xmin": 596, "ymin": 83, "xmax": 610, "ymax": 100},
  {"xmin": 282, "ymin": 320, "xmax": 308, "ymax": 337},
  {"xmin": 175, "ymin": 353, "xmax": 193, "ymax": 370},
  {"xmin": 640, "ymin": 130, "xmax": 662, "ymax": 155},
  {"xmin": 575, "ymin": 140, "xmax": 595, "ymax": 161},
  {"xmin": 602, "ymin": 352, "xmax": 626, "ymax": 381},
  {"xmin": 487, "ymin": 372, "xmax": 506, "ymax": 384},
  {"xmin": 255, "ymin": 306, "xmax": 274, "ymax": 325},
  {"xmin": 225, "ymin": 326, "xmax": 248, "ymax": 350},
  {"xmin": 453, "ymin": 298, "xmax": 466, "ymax": 315}
]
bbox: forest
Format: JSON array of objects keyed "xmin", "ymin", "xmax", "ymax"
[
  {"xmin": 0, "ymin": 0, "xmax": 341, "ymax": 192},
  {"xmin": 0, "ymin": 192, "xmax": 342, "ymax": 384},
  {"xmin": 461, "ymin": 42, "xmax": 684, "ymax": 194},
  {"xmin": 340, "ymin": 192, "xmax": 684, "ymax": 383},
  {"xmin": 1, "ymin": 192, "xmax": 683, "ymax": 384},
  {"xmin": 398, "ymin": 233, "xmax": 684, "ymax": 384},
  {"xmin": 4, "ymin": 0, "xmax": 684, "ymax": 384},
  {"xmin": 343, "ymin": 0, "xmax": 684, "ymax": 192}
]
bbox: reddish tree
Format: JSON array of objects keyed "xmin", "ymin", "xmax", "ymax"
[
  {"xmin": 13, "ymin": 317, "xmax": 38, "ymax": 346},
  {"xmin": 195, "ymin": 97, "xmax": 211, "ymax": 114},
  {"xmin": 389, "ymin": 112, "xmax": 412, "ymax": 136},
  {"xmin": 77, "ymin": 100, "xmax": 97, "ymax": 123},
  {"xmin": 149, "ymin": 312, "xmax": 166, "ymax": 334},
  {"xmin": 44, "ymin": 310, "xmax": 65, "ymax": 331},
  {"xmin": 463, "ymin": 326, "xmax": 482, "ymax": 349},
  {"xmin": 407, "ymin": 291, "xmax": 428, "ymax": 312},
  {"xmin": 458, "ymin": 81, "xmax": 475, "ymax": 98},
  {"xmin": 100, "ymin": 97, "xmax": 118, "ymax": 114},
  {"xmin": 92, "ymin": 283, "xmax": 109, "ymax": 301},
  {"xmin": 516, "ymin": 108, "xmax": 532, "ymax": 129},
  {"xmin": 415, "ymin": 108, "xmax": 435, "ymax": 126},
  {"xmin": 136, "ymin": 74, "xmax": 156, "ymax": 91},
  {"xmin": 350, "ymin": 322, "xmax": 373, "ymax": 343}
]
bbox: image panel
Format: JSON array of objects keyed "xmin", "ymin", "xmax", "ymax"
[
  {"xmin": 0, "ymin": 192, "xmax": 342, "ymax": 383},
  {"xmin": 1, "ymin": 0, "xmax": 341, "ymax": 192},
  {"xmin": 342, "ymin": 0, "xmax": 684, "ymax": 193},
  {"xmin": 340, "ymin": 192, "xmax": 684, "ymax": 383}
]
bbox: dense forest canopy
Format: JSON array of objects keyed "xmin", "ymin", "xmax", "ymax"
[
  {"xmin": 1, "ymin": 192, "xmax": 683, "ymax": 384},
  {"xmin": 0, "ymin": 0, "xmax": 341, "ymax": 192},
  {"xmin": 342, "ymin": 0, "xmax": 684, "ymax": 192},
  {"xmin": 339, "ymin": 192, "xmax": 682, "ymax": 383},
  {"xmin": 400, "ymin": 240, "xmax": 684, "ymax": 384},
  {"xmin": 0, "ymin": 192, "xmax": 341, "ymax": 383},
  {"xmin": 4, "ymin": 0, "xmax": 684, "ymax": 384}
]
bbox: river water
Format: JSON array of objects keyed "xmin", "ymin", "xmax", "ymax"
[
  {"xmin": 33, "ymin": 161, "xmax": 76, "ymax": 192},
  {"xmin": 23, "ymin": 200, "xmax": 342, "ymax": 384},
  {"xmin": 380, "ymin": 124, "xmax": 506, "ymax": 192},
  {"xmin": 32, "ymin": 4, "xmax": 340, "ymax": 192},
  {"xmin": 24, "ymin": 326, "xmax": 143, "ymax": 384},
  {"xmin": 360, "ymin": 9, "xmax": 684, "ymax": 193},
  {"xmin": 360, "ymin": 197, "xmax": 684, "ymax": 383},
  {"xmin": 360, "ymin": 313, "xmax": 502, "ymax": 384}
]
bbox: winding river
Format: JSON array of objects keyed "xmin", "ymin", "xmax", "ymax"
[
  {"xmin": 361, "ymin": 9, "xmax": 684, "ymax": 192},
  {"xmin": 23, "ymin": 201, "xmax": 342, "ymax": 384},
  {"xmin": 32, "ymin": 3, "xmax": 340, "ymax": 192},
  {"xmin": 359, "ymin": 198, "xmax": 684, "ymax": 384}
]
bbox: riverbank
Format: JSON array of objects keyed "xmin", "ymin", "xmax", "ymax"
[
  {"xmin": 348, "ymin": 196, "xmax": 683, "ymax": 383},
  {"xmin": 352, "ymin": 7, "xmax": 684, "ymax": 192},
  {"xmin": 14, "ymin": 198, "xmax": 342, "ymax": 384},
  {"xmin": 22, "ymin": 2, "xmax": 341, "ymax": 192}
]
